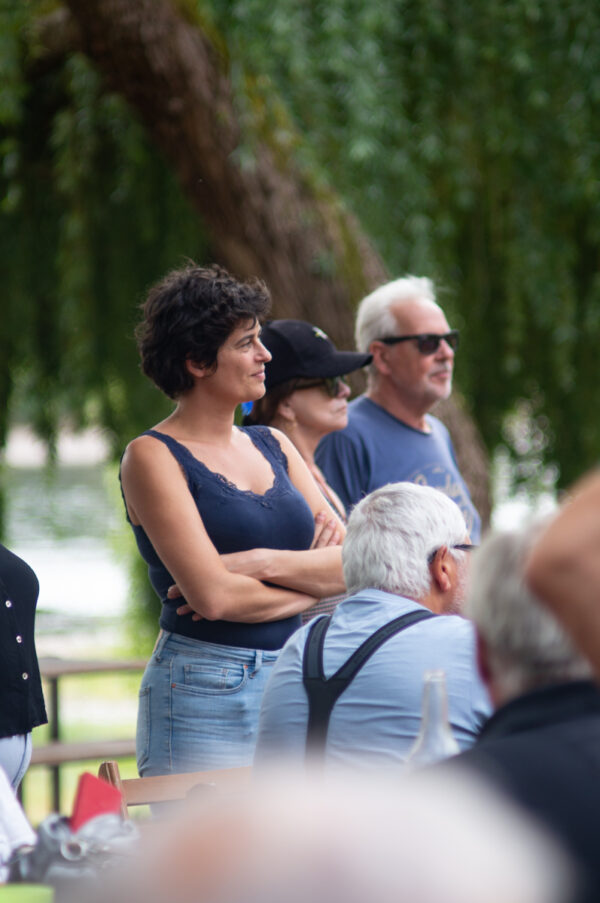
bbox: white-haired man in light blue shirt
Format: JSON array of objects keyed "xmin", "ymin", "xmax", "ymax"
[{"xmin": 254, "ymin": 481, "xmax": 490, "ymax": 768}]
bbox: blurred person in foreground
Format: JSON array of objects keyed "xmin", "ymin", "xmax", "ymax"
[
  {"xmin": 446, "ymin": 524, "xmax": 600, "ymax": 903},
  {"xmin": 315, "ymin": 276, "xmax": 481, "ymax": 539},
  {"xmin": 254, "ymin": 481, "xmax": 490, "ymax": 768},
  {"xmin": 81, "ymin": 768, "xmax": 573, "ymax": 903},
  {"xmin": 525, "ymin": 469, "xmax": 600, "ymax": 679}
]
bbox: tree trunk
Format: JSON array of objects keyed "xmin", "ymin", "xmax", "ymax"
[{"xmin": 63, "ymin": 0, "xmax": 491, "ymax": 524}]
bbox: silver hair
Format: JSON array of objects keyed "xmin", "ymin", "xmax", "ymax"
[
  {"xmin": 342, "ymin": 482, "xmax": 468, "ymax": 598},
  {"xmin": 466, "ymin": 525, "xmax": 591, "ymax": 698},
  {"xmin": 354, "ymin": 275, "xmax": 437, "ymax": 353}
]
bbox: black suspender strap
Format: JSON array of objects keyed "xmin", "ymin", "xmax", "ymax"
[{"xmin": 303, "ymin": 609, "xmax": 436, "ymax": 756}]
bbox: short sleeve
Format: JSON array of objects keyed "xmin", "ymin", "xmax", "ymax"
[{"xmin": 316, "ymin": 429, "xmax": 369, "ymax": 512}]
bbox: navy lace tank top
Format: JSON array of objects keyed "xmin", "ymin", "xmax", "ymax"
[{"xmin": 125, "ymin": 426, "xmax": 315, "ymax": 650}]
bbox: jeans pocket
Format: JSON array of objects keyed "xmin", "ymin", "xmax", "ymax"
[
  {"xmin": 169, "ymin": 660, "xmax": 259, "ymax": 770},
  {"xmin": 180, "ymin": 660, "xmax": 249, "ymax": 695},
  {"xmin": 136, "ymin": 685, "xmax": 151, "ymax": 773}
]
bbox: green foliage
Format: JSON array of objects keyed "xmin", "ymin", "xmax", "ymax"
[
  {"xmin": 2, "ymin": 0, "xmax": 600, "ymax": 489},
  {"xmin": 0, "ymin": 2, "xmax": 209, "ymax": 456},
  {"xmin": 206, "ymin": 0, "xmax": 600, "ymax": 486}
]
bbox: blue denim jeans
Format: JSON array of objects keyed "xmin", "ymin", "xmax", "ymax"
[
  {"xmin": 0, "ymin": 733, "xmax": 32, "ymax": 790},
  {"xmin": 136, "ymin": 631, "xmax": 281, "ymax": 776}
]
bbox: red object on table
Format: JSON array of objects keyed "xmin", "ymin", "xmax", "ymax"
[{"xmin": 70, "ymin": 771, "xmax": 123, "ymax": 831}]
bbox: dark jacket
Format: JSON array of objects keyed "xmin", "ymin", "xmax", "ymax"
[
  {"xmin": 0, "ymin": 543, "xmax": 47, "ymax": 737},
  {"xmin": 450, "ymin": 680, "xmax": 600, "ymax": 903}
]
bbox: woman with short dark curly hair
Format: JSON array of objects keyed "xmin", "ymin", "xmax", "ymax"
[
  {"xmin": 136, "ymin": 264, "xmax": 271, "ymax": 398},
  {"xmin": 121, "ymin": 263, "xmax": 345, "ymax": 775}
]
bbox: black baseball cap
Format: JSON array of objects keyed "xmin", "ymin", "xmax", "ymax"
[{"xmin": 260, "ymin": 319, "xmax": 372, "ymax": 391}]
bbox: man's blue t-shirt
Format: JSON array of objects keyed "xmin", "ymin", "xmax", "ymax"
[{"xmin": 316, "ymin": 396, "xmax": 481, "ymax": 542}]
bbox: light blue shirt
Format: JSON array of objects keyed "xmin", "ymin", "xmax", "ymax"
[
  {"xmin": 255, "ymin": 589, "xmax": 491, "ymax": 768},
  {"xmin": 316, "ymin": 396, "xmax": 481, "ymax": 542}
]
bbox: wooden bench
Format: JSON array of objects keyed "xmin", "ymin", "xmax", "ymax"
[
  {"xmin": 32, "ymin": 738, "xmax": 137, "ymax": 768},
  {"xmin": 24, "ymin": 657, "xmax": 146, "ymax": 812}
]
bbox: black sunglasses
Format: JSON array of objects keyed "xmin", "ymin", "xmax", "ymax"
[
  {"xmin": 293, "ymin": 376, "xmax": 348, "ymax": 398},
  {"xmin": 378, "ymin": 330, "xmax": 459, "ymax": 355}
]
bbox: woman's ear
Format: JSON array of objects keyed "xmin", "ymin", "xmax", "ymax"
[
  {"xmin": 275, "ymin": 396, "xmax": 297, "ymax": 426},
  {"xmin": 185, "ymin": 358, "xmax": 209, "ymax": 379}
]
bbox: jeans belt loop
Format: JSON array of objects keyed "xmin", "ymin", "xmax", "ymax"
[
  {"xmin": 153, "ymin": 629, "xmax": 169, "ymax": 662},
  {"xmin": 250, "ymin": 649, "xmax": 263, "ymax": 678}
]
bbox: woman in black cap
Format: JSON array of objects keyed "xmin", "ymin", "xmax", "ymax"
[{"xmin": 245, "ymin": 319, "xmax": 372, "ymax": 521}]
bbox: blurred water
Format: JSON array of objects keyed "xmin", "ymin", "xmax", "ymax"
[
  {"xmin": 0, "ymin": 428, "xmax": 557, "ymax": 658},
  {"xmin": 1, "ymin": 431, "xmax": 130, "ymax": 656}
]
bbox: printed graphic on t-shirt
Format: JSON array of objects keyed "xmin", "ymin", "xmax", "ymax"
[{"xmin": 412, "ymin": 465, "xmax": 476, "ymax": 535}]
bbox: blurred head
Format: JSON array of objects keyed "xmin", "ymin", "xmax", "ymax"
[
  {"xmin": 247, "ymin": 320, "xmax": 370, "ymax": 442},
  {"xmin": 355, "ymin": 277, "xmax": 456, "ymax": 411},
  {"xmin": 136, "ymin": 263, "xmax": 271, "ymax": 399},
  {"xmin": 466, "ymin": 525, "xmax": 592, "ymax": 703},
  {"xmin": 342, "ymin": 482, "xmax": 470, "ymax": 612},
  {"xmin": 99, "ymin": 768, "xmax": 571, "ymax": 903}
]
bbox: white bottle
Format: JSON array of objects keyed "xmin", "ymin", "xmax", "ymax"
[{"xmin": 405, "ymin": 669, "xmax": 460, "ymax": 767}]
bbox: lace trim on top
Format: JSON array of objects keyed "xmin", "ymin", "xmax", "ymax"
[{"xmin": 143, "ymin": 426, "xmax": 289, "ymax": 502}]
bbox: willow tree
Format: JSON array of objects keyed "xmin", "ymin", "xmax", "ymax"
[
  {"xmin": 201, "ymin": 0, "xmax": 600, "ymax": 492},
  {"xmin": 3, "ymin": 0, "xmax": 600, "ymax": 517},
  {"xmin": 0, "ymin": 0, "xmax": 491, "ymax": 517}
]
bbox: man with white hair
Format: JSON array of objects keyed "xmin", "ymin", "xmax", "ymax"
[
  {"xmin": 316, "ymin": 276, "xmax": 480, "ymax": 540},
  {"xmin": 449, "ymin": 525, "xmax": 600, "ymax": 903},
  {"xmin": 254, "ymin": 482, "xmax": 490, "ymax": 767}
]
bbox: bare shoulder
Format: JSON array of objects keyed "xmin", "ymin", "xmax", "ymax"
[
  {"xmin": 121, "ymin": 433, "xmax": 178, "ymax": 480},
  {"xmin": 121, "ymin": 433, "xmax": 190, "ymax": 525},
  {"xmin": 264, "ymin": 426, "xmax": 299, "ymax": 459}
]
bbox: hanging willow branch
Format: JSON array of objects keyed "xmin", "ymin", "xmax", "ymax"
[{"xmin": 60, "ymin": 0, "xmax": 491, "ymax": 520}]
